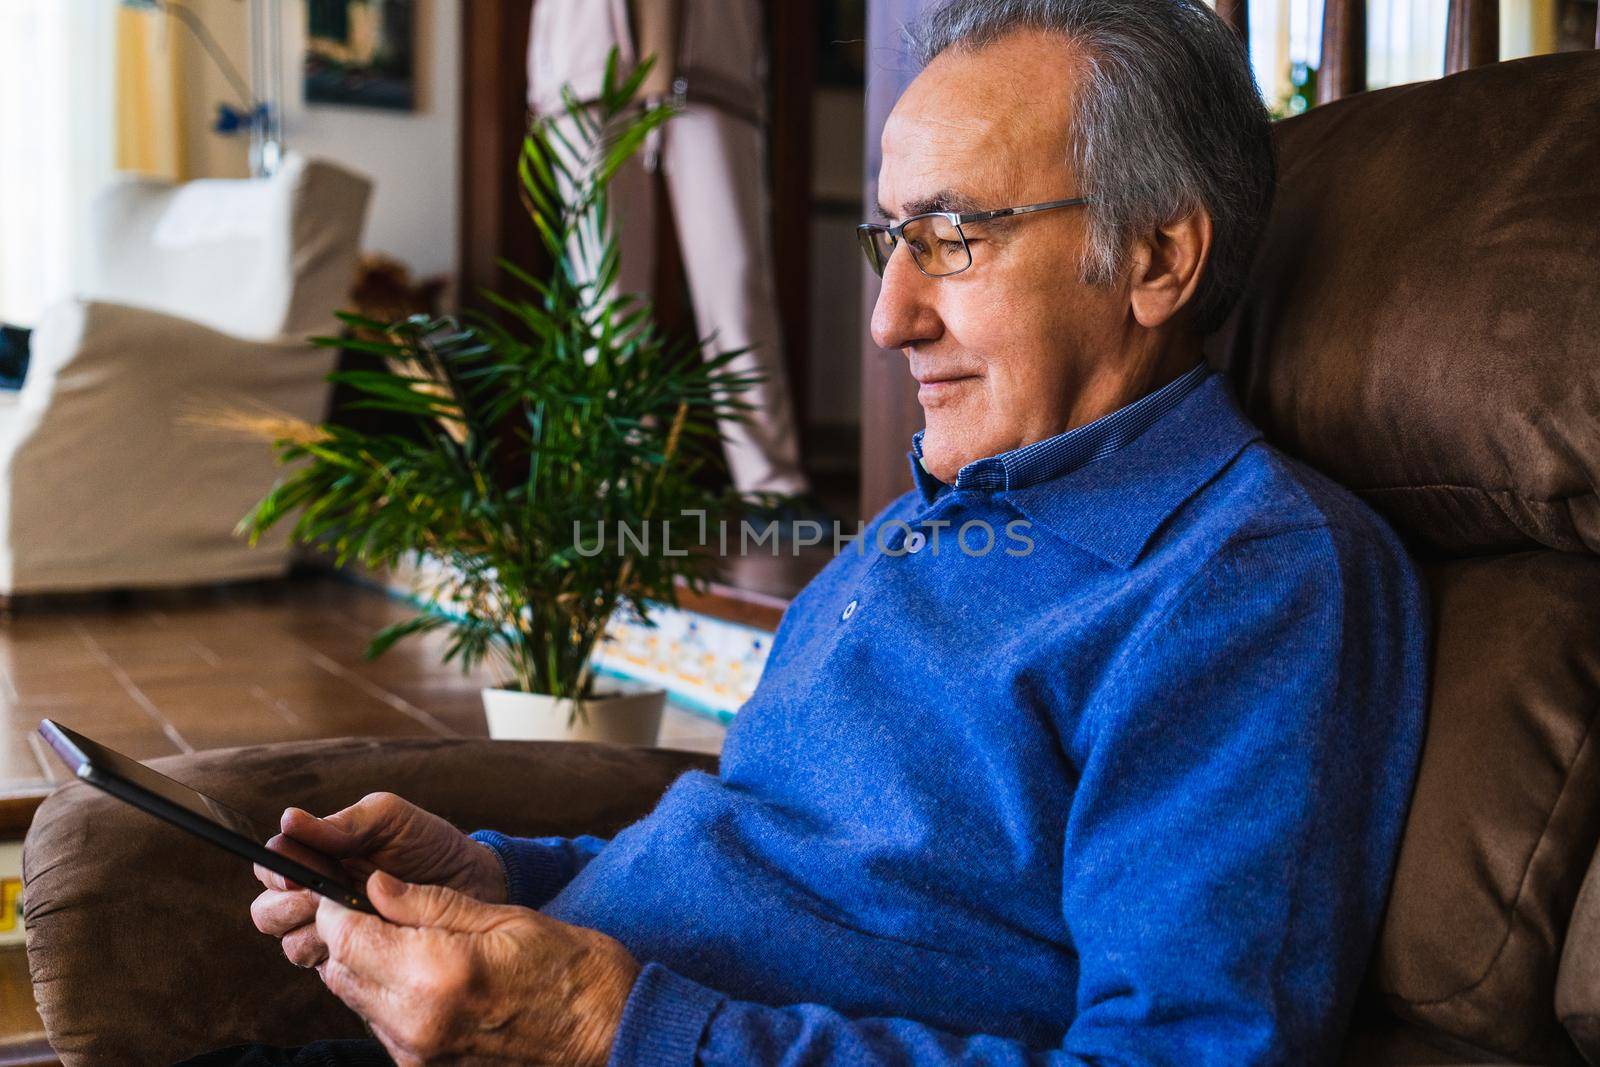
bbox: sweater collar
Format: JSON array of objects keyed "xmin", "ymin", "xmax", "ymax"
[{"xmin": 904, "ymin": 365, "xmax": 1261, "ymax": 569}]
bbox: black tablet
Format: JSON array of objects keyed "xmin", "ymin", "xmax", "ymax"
[{"xmin": 38, "ymin": 718, "xmax": 376, "ymax": 914}]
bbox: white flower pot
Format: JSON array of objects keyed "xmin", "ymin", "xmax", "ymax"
[{"xmin": 481, "ymin": 679, "xmax": 666, "ymax": 745}]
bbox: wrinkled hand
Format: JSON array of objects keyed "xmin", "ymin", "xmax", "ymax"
[
  {"xmin": 251, "ymin": 792, "xmax": 507, "ymax": 970},
  {"xmin": 316, "ymin": 870, "xmax": 640, "ymax": 1067}
]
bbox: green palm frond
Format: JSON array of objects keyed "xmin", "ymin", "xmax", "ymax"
[{"xmin": 239, "ymin": 49, "xmax": 768, "ymax": 703}]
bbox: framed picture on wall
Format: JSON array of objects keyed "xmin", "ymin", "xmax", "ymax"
[{"xmin": 305, "ymin": 0, "xmax": 416, "ymax": 110}]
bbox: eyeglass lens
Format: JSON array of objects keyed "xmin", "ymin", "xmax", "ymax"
[{"xmin": 860, "ymin": 215, "xmax": 971, "ymax": 278}]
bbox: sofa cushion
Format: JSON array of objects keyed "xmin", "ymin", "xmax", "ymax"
[
  {"xmin": 1374, "ymin": 552, "xmax": 1600, "ymax": 1063},
  {"xmin": 1207, "ymin": 50, "xmax": 1600, "ymax": 556}
]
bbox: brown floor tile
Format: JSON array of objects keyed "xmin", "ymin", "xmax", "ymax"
[
  {"xmin": 382, "ymin": 684, "xmax": 492, "ymax": 737},
  {"xmin": 12, "ymin": 700, "xmax": 169, "ymax": 752},
  {"xmin": 48, "ymin": 726, "xmax": 183, "ymax": 764},
  {"xmin": 0, "ymin": 571, "xmax": 723, "ymax": 785},
  {"xmin": 130, "ymin": 678, "xmax": 322, "ymax": 751},
  {"xmin": 72, "ymin": 628, "xmax": 220, "ymax": 670},
  {"xmin": 1, "ymin": 665, "xmax": 127, "ymax": 705}
]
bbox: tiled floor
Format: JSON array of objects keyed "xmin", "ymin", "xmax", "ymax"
[{"xmin": 0, "ymin": 572, "xmax": 726, "ymax": 798}]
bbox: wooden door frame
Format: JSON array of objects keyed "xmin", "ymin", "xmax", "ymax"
[{"xmin": 458, "ymin": 1, "xmax": 540, "ymax": 314}]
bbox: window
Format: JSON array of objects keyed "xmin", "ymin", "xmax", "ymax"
[
  {"xmin": 0, "ymin": 1, "xmax": 116, "ymax": 325},
  {"xmin": 1204, "ymin": 0, "xmax": 1565, "ymax": 118}
]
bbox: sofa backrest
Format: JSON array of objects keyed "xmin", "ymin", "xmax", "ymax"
[
  {"xmin": 1206, "ymin": 50, "xmax": 1600, "ymax": 1065},
  {"xmin": 80, "ymin": 153, "xmax": 372, "ymax": 343}
]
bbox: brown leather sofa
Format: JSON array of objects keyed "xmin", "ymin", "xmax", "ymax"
[{"xmin": 20, "ymin": 48, "xmax": 1600, "ymax": 1067}]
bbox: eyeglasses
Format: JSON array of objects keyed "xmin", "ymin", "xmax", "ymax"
[{"xmin": 857, "ymin": 197, "xmax": 1094, "ymax": 278}]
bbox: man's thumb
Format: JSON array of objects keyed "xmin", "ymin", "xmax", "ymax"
[{"xmin": 367, "ymin": 870, "xmax": 498, "ymax": 933}]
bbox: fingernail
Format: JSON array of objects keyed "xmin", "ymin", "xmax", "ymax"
[{"xmin": 372, "ymin": 869, "xmax": 406, "ymax": 896}]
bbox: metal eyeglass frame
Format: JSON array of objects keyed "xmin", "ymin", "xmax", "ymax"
[{"xmin": 857, "ymin": 196, "xmax": 1094, "ymax": 278}]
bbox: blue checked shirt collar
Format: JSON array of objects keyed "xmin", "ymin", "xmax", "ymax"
[{"xmin": 904, "ymin": 362, "xmax": 1262, "ymax": 568}]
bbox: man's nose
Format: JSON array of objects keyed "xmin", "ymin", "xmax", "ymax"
[{"xmin": 869, "ymin": 244, "xmax": 943, "ymax": 352}]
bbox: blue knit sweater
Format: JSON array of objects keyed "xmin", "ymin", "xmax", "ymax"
[{"xmin": 473, "ymin": 365, "xmax": 1429, "ymax": 1066}]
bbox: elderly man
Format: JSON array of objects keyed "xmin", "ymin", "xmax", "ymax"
[{"xmin": 218, "ymin": 0, "xmax": 1428, "ymax": 1064}]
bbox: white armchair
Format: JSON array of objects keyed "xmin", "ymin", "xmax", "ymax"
[{"xmin": 0, "ymin": 154, "xmax": 371, "ymax": 596}]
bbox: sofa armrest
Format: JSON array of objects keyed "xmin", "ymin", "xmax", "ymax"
[
  {"xmin": 22, "ymin": 736, "xmax": 715, "ymax": 1066},
  {"xmin": 23, "ymin": 297, "xmax": 335, "ymax": 409},
  {"xmin": 5, "ymin": 296, "xmax": 331, "ymax": 479},
  {"xmin": 0, "ymin": 298, "xmax": 342, "ymax": 595}
]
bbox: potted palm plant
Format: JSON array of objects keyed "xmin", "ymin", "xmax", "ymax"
[{"xmin": 230, "ymin": 54, "xmax": 768, "ymax": 743}]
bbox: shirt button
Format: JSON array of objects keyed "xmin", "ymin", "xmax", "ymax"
[
  {"xmin": 905, "ymin": 531, "xmax": 927, "ymax": 553},
  {"xmin": 841, "ymin": 599, "xmax": 858, "ymax": 621}
]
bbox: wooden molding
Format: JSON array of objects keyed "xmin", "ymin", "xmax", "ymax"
[
  {"xmin": 0, "ymin": 794, "xmax": 45, "ymax": 840},
  {"xmin": 458, "ymin": 0, "xmax": 540, "ymax": 314},
  {"xmin": 858, "ymin": 0, "xmax": 929, "ymax": 521},
  {"xmin": 676, "ymin": 580, "xmax": 788, "ymax": 633},
  {"xmin": 1318, "ymin": 0, "xmax": 1366, "ymax": 103},
  {"xmin": 767, "ymin": 3, "xmax": 818, "ymax": 447},
  {"xmin": 1445, "ymin": 0, "xmax": 1499, "ymax": 73}
]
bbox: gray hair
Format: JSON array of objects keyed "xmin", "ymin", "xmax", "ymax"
[{"xmin": 903, "ymin": 0, "xmax": 1275, "ymax": 334}]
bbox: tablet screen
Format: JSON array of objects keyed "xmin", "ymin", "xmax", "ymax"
[
  {"xmin": 37, "ymin": 719, "xmax": 374, "ymax": 912},
  {"xmin": 41, "ymin": 720, "xmax": 263, "ymax": 840}
]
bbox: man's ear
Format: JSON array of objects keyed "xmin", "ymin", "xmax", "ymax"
[{"xmin": 1126, "ymin": 207, "xmax": 1212, "ymax": 330}]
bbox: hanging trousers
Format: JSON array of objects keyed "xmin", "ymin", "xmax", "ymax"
[{"xmin": 530, "ymin": 0, "xmax": 810, "ymax": 498}]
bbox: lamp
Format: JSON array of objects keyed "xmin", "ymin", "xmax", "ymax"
[{"xmin": 119, "ymin": 0, "xmax": 285, "ymax": 176}]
